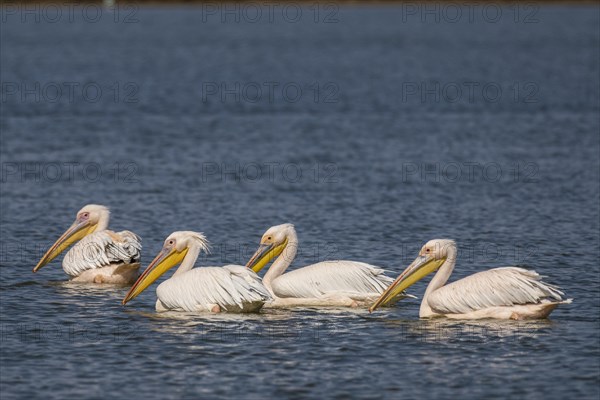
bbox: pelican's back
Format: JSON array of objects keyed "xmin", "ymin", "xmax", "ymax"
[
  {"xmin": 63, "ymin": 230, "xmax": 141, "ymax": 276},
  {"xmin": 272, "ymin": 261, "xmax": 393, "ymax": 299},
  {"xmin": 156, "ymin": 266, "xmax": 271, "ymax": 312},
  {"xmin": 427, "ymin": 267, "xmax": 566, "ymax": 315}
]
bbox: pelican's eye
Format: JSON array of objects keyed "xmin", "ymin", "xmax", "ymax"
[
  {"xmin": 167, "ymin": 239, "xmax": 175, "ymax": 246},
  {"xmin": 425, "ymin": 248, "xmax": 430, "ymax": 253},
  {"xmin": 80, "ymin": 212, "xmax": 89, "ymax": 219}
]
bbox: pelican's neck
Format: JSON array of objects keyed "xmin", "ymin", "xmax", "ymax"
[
  {"xmin": 173, "ymin": 243, "xmax": 200, "ymax": 277},
  {"xmin": 96, "ymin": 211, "xmax": 110, "ymax": 232},
  {"xmin": 263, "ymin": 231, "xmax": 298, "ymax": 294},
  {"xmin": 420, "ymin": 245, "xmax": 457, "ymax": 317}
]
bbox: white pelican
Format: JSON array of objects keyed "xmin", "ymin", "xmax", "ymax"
[
  {"xmin": 122, "ymin": 231, "xmax": 271, "ymax": 313},
  {"xmin": 369, "ymin": 239, "xmax": 571, "ymax": 319},
  {"xmin": 245, "ymin": 223, "xmax": 411, "ymax": 308},
  {"xmin": 33, "ymin": 204, "xmax": 141, "ymax": 284}
]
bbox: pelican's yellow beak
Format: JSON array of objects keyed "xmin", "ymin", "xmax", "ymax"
[
  {"xmin": 369, "ymin": 255, "xmax": 446, "ymax": 312},
  {"xmin": 33, "ymin": 217, "xmax": 97, "ymax": 272},
  {"xmin": 245, "ymin": 238, "xmax": 288, "ymax": 273},
  {"xmin": 122, "ymin": 245, "xmax": 188, "ymax": 305}
]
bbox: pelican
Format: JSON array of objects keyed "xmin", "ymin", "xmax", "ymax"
[
  {"xmin": 33, "ymin": 204, "xmax": 141, "ymax": 284},
  {"xmin": 369, "ymin": 239, "xmax": 571, "ymax": 319},
  {"xmin": 122, "ymin": 231, "xmax": 271, "ymax": 313},
  {"xmin": 245, "ymin": 224, "xmax": 411, "ymax": 308}
]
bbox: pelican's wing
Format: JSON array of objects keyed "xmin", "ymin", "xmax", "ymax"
[
  {"xmin": 272, "ymin": 261, "xmax": 398, "ymax": 299},
  {"xmin": 156, "ymin": 266, "xmax": 271, "ymax": 312},
  {"xmin": 428, "ymin": 267, "xmax": 566, "ymax": 314},
  {"xmin": 62, "ymin": 230, "xmax": 141, "ymax": 277}
]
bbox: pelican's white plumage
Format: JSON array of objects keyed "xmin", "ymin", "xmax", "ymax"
[
  {"xmin": 34, "ymin": 204, "xmax": 141, "ymax": 284},
  {"xmin": 370, "ymin": 239, "xmax": 571, "ymax": 320},
  {"xmin": 156, "ymin": 265, "xmax": 272, "ymax": 312},
  {"xmin": 123, "ymin": 231, "xmax": 271, "ymax": 313},
  {"xmin": 270, "ymin": 261, "xmax": 394, "ymax": 300},
  {"xmin": 427, "ymin": 267, "xmax": 564, "ymax": 315},
  {"xmin": 63, "ymin": 230, "xmax": 141, "ymax": 278},
  {"xmin": 246, "ymin": 224, "xmax": 410, "ymax": 308}
]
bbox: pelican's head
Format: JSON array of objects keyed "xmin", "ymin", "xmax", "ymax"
[
  {"xmin": 33, "ymin": 204, "xmax": 110, "ymax": 273},
  {"xmin": 245, "ymin": 223, "xmax": 294, "ymax": 273},
  {"xmin": 369, "ymin": 239, "xmax": 456, "ymax": 312},
  {"xmin": 122, "ymin": 231, "xmax": 210, "ymax": 305}
]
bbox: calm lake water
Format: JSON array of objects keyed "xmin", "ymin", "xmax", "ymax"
[{"xmin": 1, "ymin": 4, "xmax": 599, "ymax": 399}]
